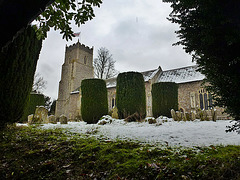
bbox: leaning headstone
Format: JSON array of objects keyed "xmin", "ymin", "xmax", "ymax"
[
  {"xmin": 48, "ymin": 115, "xmax": 57, "ymax": 124},
  {"xmin": 112, "ymin": 107, "xmax": 119, "ymax": 119},
  {"xmin": 33, "ymin": 106, "xmax": 48, "ymax": 124},
  {"xmin": 171, "ymin": 109, "xmax": 176, "ymax": 121},
  {"xmin": 28, "ymin": 114, "xmax": 34, "ymax": 125},
  {"xmin": 59, "ymin": 115, "xmax": 68, "ymax": 124}
]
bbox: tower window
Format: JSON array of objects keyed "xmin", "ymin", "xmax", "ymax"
[{"xmin": 84, "ymin": 56, "xmax": 87, "ymax": 64}]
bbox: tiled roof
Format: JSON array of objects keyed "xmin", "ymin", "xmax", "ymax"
[
  {"xmin": 106, "ymin": 68, "xmax": 160, "ymax": 88},
  {"xmin": 105, "ymin": 77, "xmax": 117, "ymax": 88},
  {"xmin": 157, "ymin": 65, "xmax": 205, "ymax": 84},
  {"xmin": 141, "ymin": 68, "xmax": 159, "ymax": 81}
]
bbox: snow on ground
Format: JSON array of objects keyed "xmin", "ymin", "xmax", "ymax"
[{"xmin": 25, "ymin": 116, "xmax": 240, "ymax": 147}]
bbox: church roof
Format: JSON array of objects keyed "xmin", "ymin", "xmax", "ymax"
[
  {"xmin": 105, "ymin": 77, "xmax": 117, "ymax": 88},
  {"xmin": 141, "ymin": 68, "xmax": 159, "ymax": 81},
  {"xmin": 157, "ymin": 65, "xmax": 205, "ymax": 84},
  {"xmin": 74, "ymin": 65, "xmax": 205, "ymax": 91},
  {"xmin": 106, "ymin": 68, "xmax": 160, "ymax": 88}
]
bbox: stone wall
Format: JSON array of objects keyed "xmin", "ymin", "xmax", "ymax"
[
  {"xmin": 178, "ymin": 81, "xmax": 202, "ymax": 113},
  {"xmin": 145, "ymin": 81, "xmax": 152, "ymax": 117},
  {"xmin": 178, "ymin": 81, "xmax": 229, "ymax": 119},
  {"xmin": 55, "ymin": 42, "xmax": 94, "ymax": 119},
  {"xmin": 107, "ymin": 87, "xmax": 116, "ymax": 111},
  {"xmin": 68, "ymin": 92, "xmax": 80, "ymax": 120}
]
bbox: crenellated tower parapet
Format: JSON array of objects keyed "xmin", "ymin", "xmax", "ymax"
[{"xmin": 66, "ymin": 41, "xmax": 93, "ymax": 54}]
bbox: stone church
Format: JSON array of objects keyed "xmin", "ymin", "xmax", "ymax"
[{"xmin": 56, "ymin": 42, "xmax": 228, "ymax": 120}]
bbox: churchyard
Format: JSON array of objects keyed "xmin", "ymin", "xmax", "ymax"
[{"xmin": 1, "ymin": 112, "xmax": 240, "ymax": 179}]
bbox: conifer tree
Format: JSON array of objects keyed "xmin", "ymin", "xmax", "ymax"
[
  {"xmin": 0, "ymin": 26, "xmax": 42, "ymax": 129},
  {"xmin": 116, "ymin": 72, "xmax": 146, "ymax": 119}
]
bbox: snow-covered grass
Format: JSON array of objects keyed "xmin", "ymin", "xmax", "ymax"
[{"xmin": 21, "ymin": 116, "xmax": 240, "ymax": 147}]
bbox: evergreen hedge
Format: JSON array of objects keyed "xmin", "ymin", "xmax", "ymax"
[
  {"xmin": 0, "ymin": 26, "xmax": 42, "ymax": 129},
  {"xmin": 116, "ymin": 72, "xmax": 146, "ymax": 119},
  {"xmin": 152, "ymin": 82, "xmax": 178, "ymax": 118},
  {"xmin": 81, "ymin": 79, "xmax": 108, "ymax": 124},
  {"xmin": 20, "ymin": 93, "xmax": 45, "ymax": 122}
]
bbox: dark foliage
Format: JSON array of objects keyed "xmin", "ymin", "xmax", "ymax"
[
  {"xmin": 81, "ymin": 79, "xmax": 108, "ymax": 124},
  {"xmin": 152, "ymin": 82, "xmax": 178, "ymax": 118},
  {"xmin": 116, "ymin": 72, "xmax": 146, "ymax": 119},
  {"xmin": 0, "ymin": 0, "xmax": 52, "ymax": 50},
  {"xmin": 1, "ymin": 0, "xmax": 102, "ymax": 50},
  {"xmin": 166, "ymin": 0, "xmax": 240, "ymax": 119},
  {"xmin": 20, "ymin": 93, "xmax": 45, "ymax": 123},
  {"xmin": 0, "ymin": 26, "xmax": 42, "ymax": 129}
]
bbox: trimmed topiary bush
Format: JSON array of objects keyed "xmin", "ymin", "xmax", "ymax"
[
  {"xmin": 0, "ymin": 26, "xmax": 42, "ymax": 129},
  {"xmin": 152, "ymin": 82, "xmax": 178, "ymax": 118},
  {"xmin": 116, "ymin": 72, "xmax": 146, "ymax": 119},
  {"xmin": 81, "ymin": 79, "xmax": 108, "ymax": 124},
  {"xmin": 20, "ymin": 93, "xmax": 45, "ymax": 122}
]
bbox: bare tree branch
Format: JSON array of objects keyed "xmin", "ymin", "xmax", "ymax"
[
  {"xmin": 32, "ymin": 73, "xmax": 47, "ymax": 93},
  {"xmin": 93, "ymin": 47, "xmax": 118, "ymax": 79}
]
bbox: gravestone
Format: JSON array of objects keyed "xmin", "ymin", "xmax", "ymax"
[
  {"xmin": 171, "ymin": 109, "xmax": 176, "ymax": 121},
  {"xmin": 211, "ymin": 108, "xmax": 217, "ymax": 122},
  {"xmin": 28, "ymin": 114, "xmax": 34, "ymax": 125},
  {"xmin": 111, "ymin": 107, "xmax": 119, "ymax": 119},
  {"xmin": 33, "ymin": 106, "xmax": 48, "ymax": 124},
  {"xmin": 59, "ymin": 115, "xmax": 68, "ymax": 124},
  {"xmin": 191, "ymin": 111, "xmax": 196, "ymax": 121},
  {"xmin": 48, "ymin": 115, "xmax": 57, "ymax": 124}
]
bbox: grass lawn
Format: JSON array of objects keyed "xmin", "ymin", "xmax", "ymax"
[{"xmin": 1, "ymin": 125, "xmax": 240, "ymax": 179}]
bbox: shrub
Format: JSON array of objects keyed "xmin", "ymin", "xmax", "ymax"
[
  {"xmin": 0, "ymin": 26, "xmax": 42, "ymax": 129},
  {"xmin": 125, "ymin": 112, "xmax": 141, "ymax": 122},
  {"xmin": 81, "ymin": 79, "xmax": 108, "ymax": 124},
  {"xmin": 152, "ymin": 82, "xmax": 178, "ymax": 118},
  {"xmin": 116, "ymin": 72, "xmax": 146, "ymax": 119},
  {"xmin": 20, "ymin": 93, "xmax": 45, "ymax": 122}
]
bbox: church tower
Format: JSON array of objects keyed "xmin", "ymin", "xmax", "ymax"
[{"xmin": 55, "ymin": 41, "xmax": 94, "ymax": 118}]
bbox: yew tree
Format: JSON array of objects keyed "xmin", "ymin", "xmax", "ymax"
[{"xmin": 166, "ymin": 0, "xmax": 240, "ymax": 120}]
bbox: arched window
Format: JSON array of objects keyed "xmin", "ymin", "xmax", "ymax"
[
  {"xmin": 199, "ymin": 93, "xmax": 204, "ymax": 110},
  {"xmin": 199, "ymin": 89, "xmax": 212, "ymax": 110},
  {"xmin": 112, "ymin": 98, "xmax": 115, "ymax": 108},
  {"xmin": 204, "ymin": 93, "xmax": 208, "ymax": 110}
]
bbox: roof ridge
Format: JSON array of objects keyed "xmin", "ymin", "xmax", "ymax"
[
  {"xmin": 140, "ymin": 68, "xmax": 158, "ymax": 74},
  {"xmin": 162, "ymin": 65, "xmax": 198, "ymax": 72}
]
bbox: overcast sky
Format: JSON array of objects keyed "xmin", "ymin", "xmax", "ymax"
[{"xmin": 36, "ymin": 0, "xmax": 195, "ymax": 100}]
